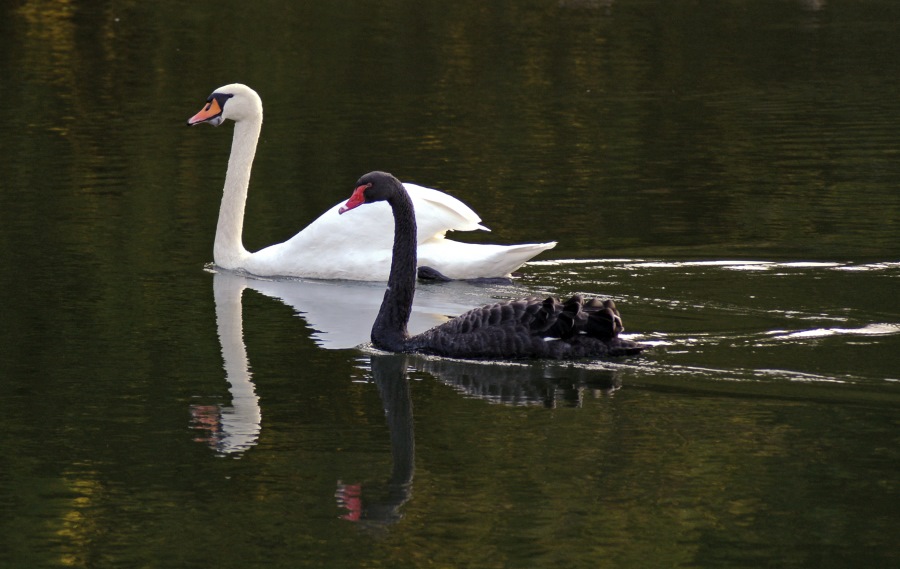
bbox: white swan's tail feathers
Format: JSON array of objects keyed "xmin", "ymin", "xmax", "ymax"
[
  {"xmin": 492, "ymin": 241, "xmax": 557, "ymax": 275},
  {"xmin": 417, "ymin": 240, "xmax": 557, "ymax": 280}
]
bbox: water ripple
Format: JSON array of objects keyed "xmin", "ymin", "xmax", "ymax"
[{"xmin": 764, "ymin": 323, "xmax": 900, "ymax": 340}]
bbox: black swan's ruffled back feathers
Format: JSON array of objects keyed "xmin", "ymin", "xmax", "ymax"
[{"xmin": 407, "ymin": 294, "xmax": 645, "ymax": 359}]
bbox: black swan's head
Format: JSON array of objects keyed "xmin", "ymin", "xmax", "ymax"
[{"xmin": 339, "ymin": 171, "xmax": 403, "ymax": 214}]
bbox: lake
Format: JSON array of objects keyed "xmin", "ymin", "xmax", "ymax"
[{"xmin": 1, "ymin": 0, "xmax": 898, "ymax": 567}]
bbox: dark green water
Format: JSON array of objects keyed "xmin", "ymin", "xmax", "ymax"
[{"xmin": 1, "ymin": 1, "xmax": 898, "ymax": 567}]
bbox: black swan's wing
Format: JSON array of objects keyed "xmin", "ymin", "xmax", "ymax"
[{"xmin": 408, "ymin": 295, "xmax": 645, "ymax": 359}]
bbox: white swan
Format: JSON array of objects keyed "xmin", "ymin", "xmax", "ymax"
[{"xmin": 187, "ymin": 83, "xmax": 556, "ymax": 281}]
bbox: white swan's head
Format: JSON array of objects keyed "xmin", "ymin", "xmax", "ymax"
[{"xmin": 187, "ymin": 83, "xmax": 262, "ymax": 127}]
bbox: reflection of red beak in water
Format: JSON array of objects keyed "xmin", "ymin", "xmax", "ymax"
[
  {"xmin": 335, "ymin": 482, "xmax": 363, "ymax": 521},
  {"xmin": 189, "ymin": 404, "xmax": 223, "ymax": 448}
]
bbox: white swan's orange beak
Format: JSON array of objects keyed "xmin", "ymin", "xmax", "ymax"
[
  {"xmin": 187, "ymin": 98, "xmax": 225, "ymax": 126},
  {"xmin": 339, "ymin": 183, "xmax": 370, "ymax": 214}
]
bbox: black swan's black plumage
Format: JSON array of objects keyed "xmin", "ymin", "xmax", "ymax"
[
  {"xmin": 407, "ymin": 294, "xmax": 642, "ymax": 358},
  {"xmin": 339, "ymin": 171, "xmax": 646, "ymax": 360}
]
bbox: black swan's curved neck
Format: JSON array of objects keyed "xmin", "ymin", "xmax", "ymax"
[{"xmin": 372, "ymin": 187, "xmax": 417, "ymax": 351}]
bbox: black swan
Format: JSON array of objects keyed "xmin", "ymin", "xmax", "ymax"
[{"xmin": 339, "ymin": 171, "xmax": 646, "ymax": 359}]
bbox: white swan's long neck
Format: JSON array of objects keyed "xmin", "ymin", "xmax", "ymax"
[{"xmin": 214, "ymin": 115, "xmax": 261, "ymax": 269}]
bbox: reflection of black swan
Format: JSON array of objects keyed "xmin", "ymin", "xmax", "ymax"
[
  {"xmin": 339, "ymin": 171, "xmax": 647, "ymax": 359},
  {"xmin": 419, "ymin": 357, "xmax": 622, "ymax": 407},
  {"xmin": 336, "ymin": 355, "xmax": 414, "ymax": 526}
]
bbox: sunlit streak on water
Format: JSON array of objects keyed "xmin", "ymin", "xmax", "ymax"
[
  {"xmin": 765, "ymin": 323, "xmax": 900, "ymax": 340},
  {"xmin": 529, "ymin": 258, "xmax": 900, "ymax": 272},
  {"xmin": 515, "ymin": 258, "xmax": 900, "ymax": 391},
  {"xmin": 578, "ymin": 355, "xmax": 879, "ymax": 387},
  {"xmin": 755, "ymin": 369, "xmax": 850, "ymax": 384}
]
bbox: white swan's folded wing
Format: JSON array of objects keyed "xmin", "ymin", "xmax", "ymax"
[
  {"xmin": 404, "ymin": 183, "xmax": 489, "ymax": 239},
  {"xmin": 244, "ymin": 183, "xmax": 555, "ymax": 281}
]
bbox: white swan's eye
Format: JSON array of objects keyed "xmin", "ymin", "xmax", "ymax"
[{"xmin": 212, "ymin": 93, "xmax": 234, "ymax": 109}]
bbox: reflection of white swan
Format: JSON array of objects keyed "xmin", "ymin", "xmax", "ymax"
[
  {"xmin": 187, "ymin": 83, "xmax": 555, "ymax": 281},
  {"xmin": 211, "ymin": 269, "xmax": 515, "ymax": 350},
  {"xmin": 190, "ymin": 274, "xmax": 262, "ymax": 456},
  {"xmin": 192, "ymin": 270, "xmax": 511, "ymax": 456}
]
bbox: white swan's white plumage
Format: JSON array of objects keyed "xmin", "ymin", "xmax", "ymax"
[{"xmin": 188, "ymin": 83, "xmax": 556, "ymax": 282}]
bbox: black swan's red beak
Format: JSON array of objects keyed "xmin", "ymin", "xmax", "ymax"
[{"xmin": 339, "ymin": 183, "xmax": 370, "ymax": 214}]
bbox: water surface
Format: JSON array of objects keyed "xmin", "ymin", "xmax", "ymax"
[{"xmin": 1, "ymin": 1, "xmax": 898, "ymax": 567}]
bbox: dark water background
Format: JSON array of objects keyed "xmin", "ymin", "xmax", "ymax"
[{"xmin": 1, "ymin": 1, "xmax": 898, "ymax": 567}]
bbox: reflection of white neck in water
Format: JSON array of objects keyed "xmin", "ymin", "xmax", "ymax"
[{"xmin": 211, "ymin": 274, "xmax": 262, "ymax": 455}]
